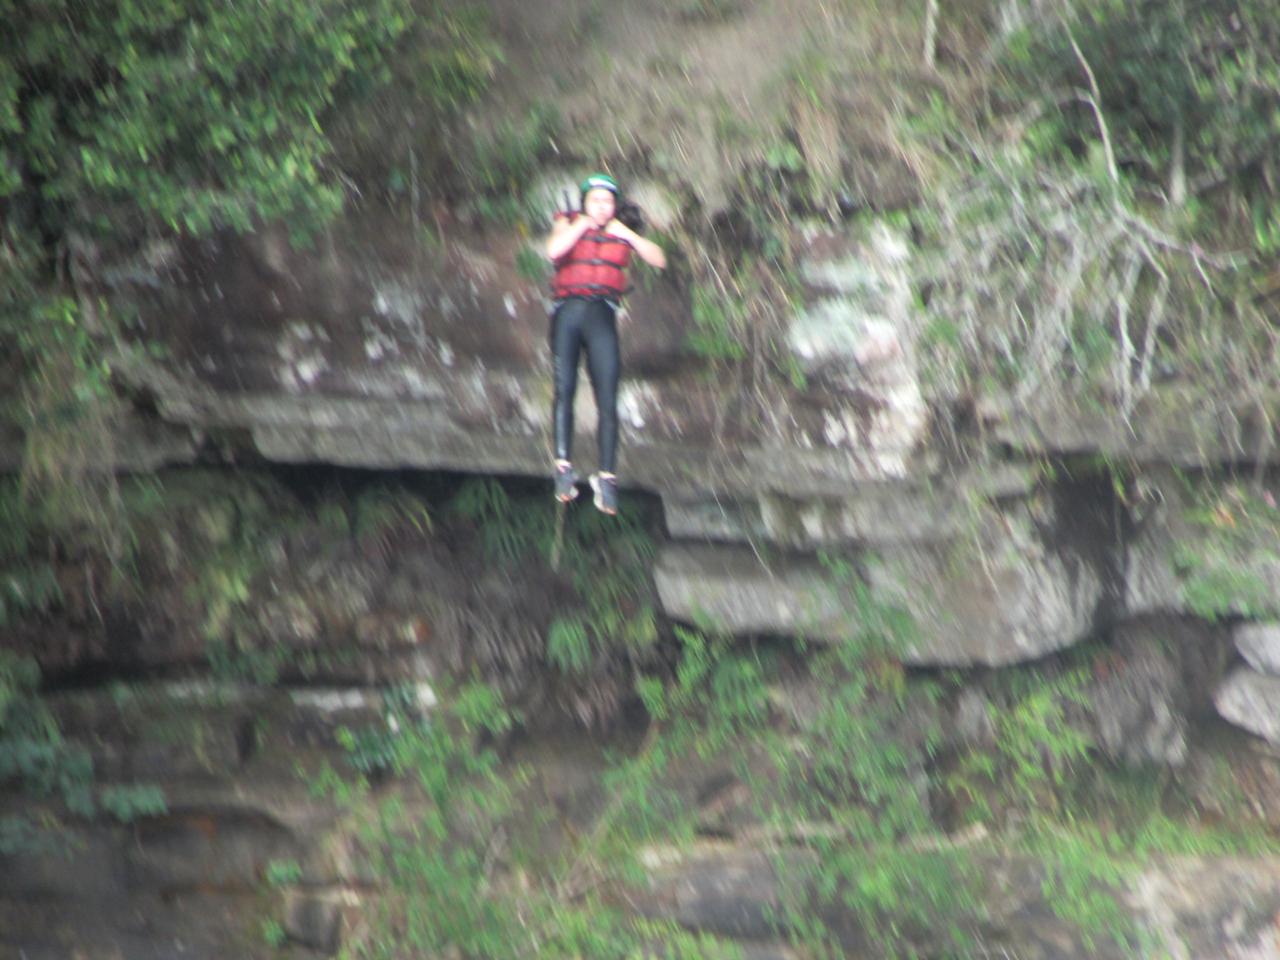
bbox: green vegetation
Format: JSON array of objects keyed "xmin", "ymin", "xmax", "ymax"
[
  {"xmin": 914, "ymin": 0, "xmax": 1280, "ymax": 423},
  {"xmin": 0, "ymin": 478, "xmax": 62, "ymax": 627},
  {"xmin": 673, "ymin": 0, "xmax": 745, "ymax": 23},
  {"xmin": 317, "ymin": 543, "xmax": 1280, "ymax": 959},
  {"xmin": 1000, "ymin": 0, "xmax": 1278, "ymax": 226},
  {"xmin": 449, "ymin": 478, "xmax": 658, "ymax": 707},
  {"xmin": 3, "ymin": 0, "xmax": 408, "ymax": 240},
  {"xmin": 259, "ymin": 858, "xmax": 304, "ymax": 950},
  {"xmin": 336, "ymin": 2, "xmax": 498, "ymax": 192},
  {"xmin": 1, "ymin": 0, "xmax": 495, "ymax": 530},
  {"xmin": 770, "ymin": 581, "xmax": 980, "ymax": 959},
  {"xmin": 686, "ymin": 281, "xmax": 749, "ymax": 362},
  {"xmin": 1173, "ymin": 478, "xmax": 1280, "ymax": 620},
  {"xmin": 949, "ymin": 668, "xmax": 1092, "ymax": 819},
  {"xmin": 136, "ymin": 473, "xmax": 302, "ymax": 677},
  {"xmin": 463, "ymin": 103, "xmax": 562, "ymax": 225},
  {"xmin": 516, "ymin": 244, "xmax": 549, "ymax": 284},
  {"xmin": 938, "ymin": 642, "xmax": 1280, "ymax": 953},
  {"xmin": 0, "ymin": 650, "xmax": 166, "ymax": 853},
  {"xmin": 942, "ymin": 666, "xmax": 1129, "ymax": 949},
  {"xmin": 348, "ymin": 482, "xmax": 435, "ymax": 547},
  {"xmin": 261, "ymin": 917, "xmax": 288, "ymax": 948},
  {"xmin": 323, "ymin": 640, "xmax": 762, "ymax": 960}
]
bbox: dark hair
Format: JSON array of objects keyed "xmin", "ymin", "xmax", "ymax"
[{"xmin": 615, "ymin": 198, "xmax": 645, "ymax": 234}]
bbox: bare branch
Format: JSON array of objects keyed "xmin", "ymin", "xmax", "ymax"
[
  {"xmin": 923, "ymin": 0, "xmax": 940, "ymax": 70},
  {"xmin": 1136, "ymin": 262, "xmax": 1169, "ymax": 396},
  {"xmin": 1169, "ymin": 114, "xmax": 1187, "ymax": 208},
  {"xmin": 1062, "ymin": 22, "xmax": 1119, "ymax": 185},
  {"xmin": 1113, "ymin": 250, "xmax": 1143, "ymax": 418}
]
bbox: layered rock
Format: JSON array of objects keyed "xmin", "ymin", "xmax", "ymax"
[
  {"xmin": 27, "ymin": 203, "xmax": 1254, "ymax": 687},
  {"xmin": 0, "ymin": 681, "xmax": 388, "ymax": 959},
  {"xmin": 635, "ymin": 841, "xmax": 1280, "ymax": 960}
]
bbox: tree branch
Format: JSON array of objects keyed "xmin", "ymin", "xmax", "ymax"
[
  {"xmin": 1062, "ymin": 22, "xmax": 1119, "ymax": 185},
  {"xmin": 923, "ymin": 0, "xmax": 940, "ymax": 70}
]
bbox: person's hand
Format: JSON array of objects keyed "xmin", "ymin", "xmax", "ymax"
[{"xmin": 604, "ymin": 218, "xmax": 635, "ymax": 243}]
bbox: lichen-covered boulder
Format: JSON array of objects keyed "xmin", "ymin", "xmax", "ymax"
[{"xmin": 785, "ymin": 222, "xmax": 926, "ymax": 477}]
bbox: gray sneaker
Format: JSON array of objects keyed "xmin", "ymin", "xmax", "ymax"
[
  {"xmin": 589, "ymin": 473, "xmax": 618, "ymax": 515},
  {"xmin": 554, "ymin": 462, "xmax": 579, "ymax": 502}
]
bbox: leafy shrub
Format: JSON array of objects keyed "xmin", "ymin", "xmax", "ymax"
[
  {"xmin": 999, "ymin": 0, "xmax": 1280, "ymax": 224},
  {"xmin": 463, "ymin": 103, "xmax": 562, "ymax": 225},
  {"xmin": 449, "ymin": 478, "xmax": 658, "ymax": 683},
  {"xmin": 326, "ymin": 640, "xmax": 761, "ymax": 959},
  {"xmin": 0, "ymin": 480, "xmax": 62, "ymax": 627},
  {"xmin": 913, "ymin": 0, "xmax": 1279, "ymax": 423},
  {"xmin": 261, "ymin": 917, "xmax": 288, "ymax": 948},
  {"xmin": 265, "ymin": 858, "xmax": 304, "ymax": 888},
  {"xmin": 2, "ymin": 0, "xmax": 494, "ymax": 534},
  {"xmin": 99, "ymin": 784, "xmax": 168, "ymax": 822},
  {"xmin": 1, "ymin": 0, "xmax": 421, "ymax": 240},
  {"xmin": 0, "ymin": 651, "xmax": 165, "ymax": 851}
]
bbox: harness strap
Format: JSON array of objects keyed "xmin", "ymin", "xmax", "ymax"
[
  {"xmin": 560, "ymin": 257, "xmax": 627, "ymax": 268},
  {"xmin": 557, "ymin": 284, "xmax": 633, "ymax": 296}
]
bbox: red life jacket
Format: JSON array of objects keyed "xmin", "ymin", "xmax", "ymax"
[{"xmin": 552, "ymin": 225, "xmax": 632, "ymax": 300}]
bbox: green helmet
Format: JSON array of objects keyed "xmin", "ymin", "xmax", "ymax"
[{"xmin": 579, "ymin": 172, "xmax": 619, "ymax": 198}]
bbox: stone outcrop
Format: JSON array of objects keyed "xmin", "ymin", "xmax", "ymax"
[
  {"xmin": 1073, "ymin": 618, "xmax": 1230, "ymax": 768},
  {"xmin": 0, "ymin": 189, "xmax": 1259, "ymax": 677},
  {"xmin": 989, "ymin": 388, "xmax": 1280, "ymax": 468},
  {"xmin": 657, "ymin": 487, "xmax": 1109, "ymax": 667},
  {"xmin": 786, "ymin": 223, "xmax": 926, "ymax": 477},
  {"xmin": 1235, "ymin": 622, "xmax": 1280, "ymax": 676},
  {"xmin": 107, "ymin": 206, "xmax": 1124, "ymax": 672},
  {"xmin": 634, "ymin": 842, "xmax": 1280, "ymax": 959},
  {"xmin": 1216, "ymin": 668, "xmax": 1280, "ymax": 747},
  {"xmin": 0, "ymin": 681, "xmax": 384, "ymax": 959},
  {"xmin": 1215, "ymin": 618, "xmax": 1280, "ymax": 746}
]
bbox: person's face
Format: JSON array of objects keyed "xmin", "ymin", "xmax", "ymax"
[{"xmin": 583, "ymin": 188, "xmax": 616, "ymax": 226}]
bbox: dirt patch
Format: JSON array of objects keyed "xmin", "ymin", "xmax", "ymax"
[{"xmin": 474, "ymin": 0, "xmax": 932, "ymax": 213}]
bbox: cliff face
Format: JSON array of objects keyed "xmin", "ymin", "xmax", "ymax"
[
  {"xmin": 5, "ymin": 1, "xmax": 1280, "ymax": 957},
  {"xmin": 94, "ymin": 190, "xmax": 1280, "ymax": 673},
  {"xmin": 0, "ymin": 182, "xmax": 1269, "ymax": 958}
]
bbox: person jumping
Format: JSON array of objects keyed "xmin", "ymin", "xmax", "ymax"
[{"xmin": 545, "ymin": 173, "xmax": 666, "ymax": 515}]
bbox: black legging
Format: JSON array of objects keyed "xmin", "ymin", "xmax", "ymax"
[{"xmin": 550, "ymin": 297, "xmax": 620, "ymax": 473}]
